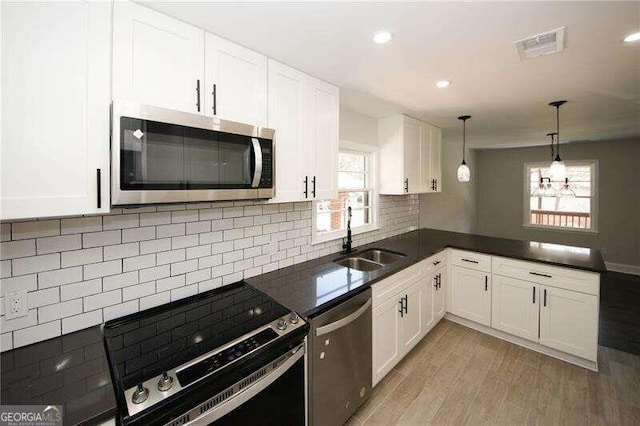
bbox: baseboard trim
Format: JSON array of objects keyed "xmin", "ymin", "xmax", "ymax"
[
  {"xmin": 605, "ymin": 262, "xmax": 640, "ymax": 276},
  {"xmin": 444, "ymin": 313, "xmax": 598, "ymax": 372}
]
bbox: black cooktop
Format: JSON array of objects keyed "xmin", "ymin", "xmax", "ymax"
[{"xmin": 103, "ymin": 281, "xmax": 289, "ymax": 390}]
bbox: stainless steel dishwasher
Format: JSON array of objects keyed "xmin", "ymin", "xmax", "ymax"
[{"xmin": 309, "ymin": 288, "xmax": 372, "ymax": 426}]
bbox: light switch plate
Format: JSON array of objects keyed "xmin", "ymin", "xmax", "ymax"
[{"xmin": 5, "ymin": 290, "xmax": 28, "ymax": 319}]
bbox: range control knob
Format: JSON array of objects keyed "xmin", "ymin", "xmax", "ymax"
[
  {"xmin": 132, "ymin": 383, "xmax": 149, "ymax": 404},
  {"xmin": 276, "ymin": 319, "xmax": 287, "ymax": 330},
  {"xmin": 288, "ymin": 312, "xmax": 299, "ymax": 324},
  {"xmin": 157, "ymin": 371, "xmax": 174, "ymax": 392}
]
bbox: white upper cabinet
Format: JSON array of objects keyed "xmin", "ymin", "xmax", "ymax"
[
  {"xmin": 1, "ymin": 1, "xmax": 111, "ymax": 220},
  {"xmin": 379, "ymin": 115, "xmax": 442, "ymax": 194},
  {"xmin": 113, "ymin": 1, "xmax": 204, "ymax": 113},
  {"xmin": 306, "ymin": 77, "xmax": 339, "ymax": 201},
  {"xmin": 204, "ymin": 33, "xmax": 267, "ymax": 126},
  {"xmin": 267, "ymin": 60, "xmax": 339, "ymax": 203}
]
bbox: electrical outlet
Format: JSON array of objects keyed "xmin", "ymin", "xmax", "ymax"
[{"xmin": 5, "ymin": 290, "xmax": 28, "ymax": 320}]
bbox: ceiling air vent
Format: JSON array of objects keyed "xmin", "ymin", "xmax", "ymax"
[{"xmin": 514, "ymin": 27, "xmax": 566, "ymax": 60}]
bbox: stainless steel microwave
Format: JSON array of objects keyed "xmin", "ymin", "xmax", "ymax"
[{"xmin": 111, "ymin": 100, "xmax": 275, "ymax": 206}]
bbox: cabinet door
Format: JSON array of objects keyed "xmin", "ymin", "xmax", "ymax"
[
  {"xmin": 429, "ymin": 127, "xmax": 442, "ymax": 192},
  {"xmin": 492, "ymin": 276, "xmax": 539, "ymax": 342},
  {"xmin": 372, "ymin": 296, "xmax": 401, "ymax": 386},
  {"xmin": 539, "ymin": 286, "xmax": 599, "ymax": 361},
  {"xmin": 402, "ymin": 119, "xmax": 421, "ymax": 194},
  {"xmin": 1, "ymin": 1, "xmax": 111, "ymax": 220},
  {"xmin": 306, "ymin": 77, "xmax": 339, "ymax": 200},
  {"xmin": 267, "ymin": 60, "xmax": 308, "ymax": 203},
  {"xmin": 113, "ymin": 1, "xmax": 204, "ymax": 113},
  {"xmin": 433, "ymin": 267, "xmax": 447, "ymax": 321},
  {"xmin": 204, "ymin": 33, "xmax": 267, "ymax": 126},
  {"xmin": 418, "ymin": 124, "xmax": 432, "ymax": 193},
  {"xmin": 399, "ymin": 281, "xmax": 422, "ymax": 355},
  {"xmin": 421, "ymin": 274, "xmax": 436, "ymax": 334},
  {"xmin": 450, "ymin": 266, "xmax": 492, "ymax": 326}
]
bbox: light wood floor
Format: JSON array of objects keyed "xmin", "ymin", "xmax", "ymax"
[{"xmin": 349, "ymin": 319, "xmax": 640, "ymax": 426}]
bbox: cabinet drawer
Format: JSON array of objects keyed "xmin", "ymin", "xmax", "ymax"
[
  {"xmin": 372, "ymin": 262, "xmax": 424, "ymax": 307},
  {"xmin": 450, "ymin": 249, "xmax": 491, "ymax": 273},
  {"xmin": 492, "ymin": 256, "xmax": 599, "ymax": 296},
  {"xmin": 424, "ymin": 251, "xmax": 447, "ymax": 273}
]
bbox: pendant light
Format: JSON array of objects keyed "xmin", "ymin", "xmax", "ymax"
[
  {"xmin": 457, "ymin": 115, "xmax": 471, "ymax": 183},
  {"xmin": 549, "ymin": 100, "xmax": 567, "ymax": 182},
  {"xmin": 557, "ymin": 177, "xmax": 576, "ymax": 197},
  {"xmin": 532, "ymin": 132, "xmax": 557, "ymax": 197}
]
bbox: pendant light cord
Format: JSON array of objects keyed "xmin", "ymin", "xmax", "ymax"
[
  {"xmin": 556, "ymin": 105, "xmax": 560, "ymax": 157},
  {"xmin": 458, "ymin": 115, "xmax": 471, "ymax": 164}
]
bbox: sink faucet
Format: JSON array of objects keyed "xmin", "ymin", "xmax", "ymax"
[{"xmin": 342, "ymin": 206, "xmax": 354, "ymax": 254}]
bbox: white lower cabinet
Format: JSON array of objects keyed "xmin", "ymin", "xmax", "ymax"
[
  {"xmin": 539, "ymin": 285, "xmax": 599, "ymax": 361},
  {"xmin": 372, "ymin": 295, "xmax": 402, "ymax": 385},
  {"xmin": 433, "ymin": 266, "xmax": 447, "ymax": 321},
  {"xmin": 399, "ymin": 281, "xmax": 423, "ymax": 354},
  {"xmin": 491, "ymin": 276, "xmax": 540, "ymax": 341},
  {"xmin": 449, "ymin": 266, "xmax": 492, "ymax": 326}
]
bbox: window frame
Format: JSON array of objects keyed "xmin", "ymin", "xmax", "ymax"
[
  {"xmin": 312, "ymin": 141, "xmax": 380, "ymax": 244},
  {"xmin": 522, "ymin": 159, "xmax": 599, "ymax": 234}
]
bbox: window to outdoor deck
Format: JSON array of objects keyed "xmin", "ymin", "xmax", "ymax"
[
  {"xmin": 525, "ymin": 161, "xmax": 598, "ymax": 232},
  {"xmin": 313, "ymin": 142, "xmax": 379, "ymax": 243}
]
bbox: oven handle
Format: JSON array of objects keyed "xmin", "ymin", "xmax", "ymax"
[
  {"xmin": 315, "ymin": 298, "xmax": 372, "ymax": 337},
  {"xmin": 187, "ymin": 343, "xmax": 305, "ymax": 425},
  {"xmin": 251, "ymin": 138, "xmax": 263, "ymax": 188}
]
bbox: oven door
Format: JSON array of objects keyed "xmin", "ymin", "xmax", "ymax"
[
  {"xmin": 111, "ymin": 100, "xmax": 274, "ymax": 206},
  {"xmin": 184, "ymin": 342, "xmax": 306, "ymax": 426}
]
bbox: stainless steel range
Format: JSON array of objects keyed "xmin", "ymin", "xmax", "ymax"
[{"xmin": 103, "ymin": 281, "xmax": 308, "ymax": 425}]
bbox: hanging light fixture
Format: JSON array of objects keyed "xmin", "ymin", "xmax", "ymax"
[
  {"xmin": 532, "ymin": 132, "xmax": 558, "ymax": 197},
  {"xmin": 557, "ymin": 177, "xmax": 576, "ymax": 197},
  {"xmin": 457, "ymin": 115, "xmax": 471, "ymax": 183},
  {"xmin": 549, "ymin": 100, "xmax": 567, "ymax": 182}
]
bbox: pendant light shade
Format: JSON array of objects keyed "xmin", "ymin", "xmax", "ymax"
[
  {"xmin": 557, "ymin": 177, "xmax": 576, "ymax": 198},
  {"xmin": 549, "ymin": 100, "xmax": 567, "ymax": 182},
  {"xmin": 457, "ymin": 115, "xmax": 471, "ymax": 183}
]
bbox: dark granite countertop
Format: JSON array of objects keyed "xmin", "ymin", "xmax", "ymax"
[
  {"xmin": 0, "ymin": 227, "xmax": 605, "ymax": 424},
  {"xmin": 0, "ymin": 326, "xmax": 116, "ymax": 425},
  {"xmin": 246, "ymin": 228, "xmax": 606, "ymax": 318}
]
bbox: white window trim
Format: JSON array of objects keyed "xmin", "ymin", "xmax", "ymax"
[
  {"xmin": 522, "ymin": 159, "xmax": 599, "ymax": 234},
  {"xmin": 312, "ymin": 141, "xmax": 380, "ymax": 245}
]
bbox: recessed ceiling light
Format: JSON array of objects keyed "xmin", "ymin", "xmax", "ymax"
[
  {"xmin": 623, "ymin": 31, "xmax": 640, "ymax": 43},
  {"xmin": 436, "ymin": 80, "xmax": 451, "ymax": 88},
  {"xmin": 372, "ymin": 31, "xmax": 393, "ymax": 44}
]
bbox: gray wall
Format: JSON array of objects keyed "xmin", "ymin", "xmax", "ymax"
[
  {"xmin": 339, "ymin": 108, "xmax": 378, "ymax": 146},
  {"xmin": 420, "ymin": 130, "xmax": 477, "ymax": 233},
  {"xmin": 475, "ymin": 138, "xmax": 640, "ymax": 267}
]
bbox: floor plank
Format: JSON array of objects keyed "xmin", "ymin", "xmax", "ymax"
[{"xmin": 354, "ymin": 319, "xmax": 640, "ymax": 426}]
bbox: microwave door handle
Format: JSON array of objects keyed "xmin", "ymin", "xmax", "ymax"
[{"xmin": 251, "ymin": 138, "xmax": 263, "ymax": 188}]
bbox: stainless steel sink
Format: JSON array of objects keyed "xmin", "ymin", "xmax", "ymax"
[
  {"xmin": 358, "ymin": 249, "xmax": 406, "ymax": 265},
  {"xmin": 333, "ymin": 249, "xmax": 406, "ymax": 272},
  {"xmin": 334, "ymin": 257, "xmax": 384, "ymax": 272}
]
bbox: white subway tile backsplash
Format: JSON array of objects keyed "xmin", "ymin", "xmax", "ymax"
[
  {"xmin": 83, "ymin": 230, "xmax": 121, "ymax": 248},
  {"xmin": 60, "ymin": 279, "xmax": 102, "ymax": 301},
  {"xmin": 156, "ymin": 275, "xmax": 185, "ymax": 293},
  {"xmin": 140, "ymin": 212, "xmax": 171, "ymax": 226},
  {"xmin": 84, "ymin": 260, "xmax": 122, "ymax": 280},
  {"xmin": 39, "ymin": 299, "xmax": 83, "ymax": 323},
  {"xmin": 1, "ymin": 274, "xmax": 37, "ymax": 295},
  {"xmin": 104, "ymin": 242, "xmax": 139, "ymax": 261},
  {"xmin": 0, "ymin": 196, "xmax": 419, "ymax": 351},
  {"xmin": 61, "ymin": 247, "xmax": 103, "ymax": 268},
  {"xmin": 84, "ymin": 289, "xmax": 121, "ymax": 311},
  {"xmin": 28, "ymin": 288, "xmax": 59, "ymax": 308},
  {"xmin": 13, "ymin": 253, "xmax": 60, "ymax": 276},
  {"xmin": 1, "ymin": 240, "xmax": 36, "ymax": 260},
  {"xmin": 103, "ymin": 271, "xmax": 139, "ymax": 291},
  {"xmin": 157, "ymin": 223, "xmax": 185, "ymax": 238},
  {"xmin": 36, "ymin": 234, "xmax": 81, "ymax": 255},
  {"xmin": 14, "ymin": 321, "xmax": 61, "ymax": 348},
  {"xmin": 103, "ymin": 214, "xmax": 140, "ymax": 230},
  {"xmin": 123, "ymin": 254, "xmax": 156, "ymax": 272},
  {"xmin": 122, "ymin": 226, "xmax": 156, "ymax": 243},
  {"xmin": 39, "ymin": 267, "xmax": 83, "ymax": 289},
  {"xmin": 104, "ymin": 300, "xmax": 139, "ymax": 321},
  {"xmin": 62, "ymin": 310, "xmax": 102, "ymax": 334},
  {"xmin": 12, "ymin": 220, "xmax": 59, "ymax": 240}
]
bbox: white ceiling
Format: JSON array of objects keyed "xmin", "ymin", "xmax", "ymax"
[{"xmin": 141, "ymin": 1, "xmax": 640, "ymax": 148}]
